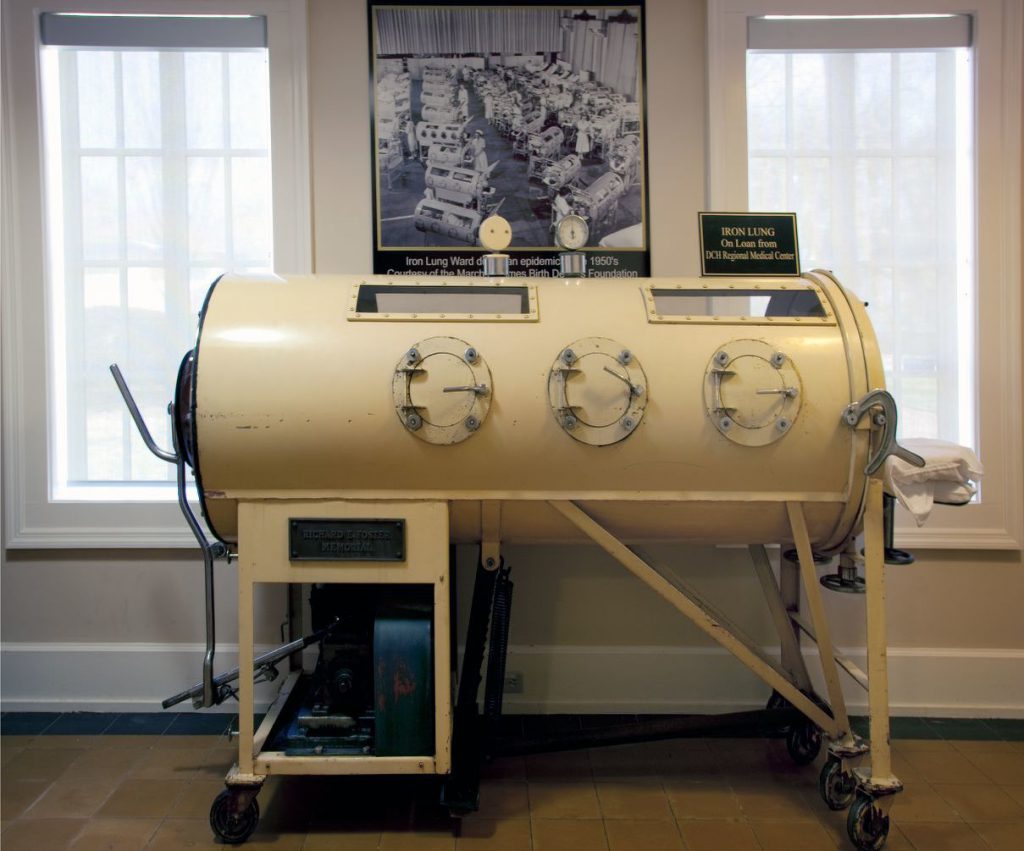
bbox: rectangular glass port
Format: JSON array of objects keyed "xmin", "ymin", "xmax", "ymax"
[
  {"xmin": 644, "ymin": 283, "xmax": 834, "ymax": 325},
  {"xmin": 350, "ymin": 283, "xmax": 537, "ymax": 321}
]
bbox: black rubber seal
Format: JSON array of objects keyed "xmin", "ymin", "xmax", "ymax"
[{"xmin": 190, "ymin": 273, "xmax": 228, "ymax": 545}]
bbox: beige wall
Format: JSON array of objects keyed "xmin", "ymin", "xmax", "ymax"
[{"xmin": 2, "ymin": 0, "xmax": 1021, "ymax": 714}]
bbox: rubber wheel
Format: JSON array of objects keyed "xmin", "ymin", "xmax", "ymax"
[
  {"xmin": 210, "ymin": 789, "xmax": 260, "ymax": 845},
  {"xmin": 786, "ymin": 717, "xmax": 822, "ymax": 765},
  {"xmin": 847, "ymin": 793, "xmax": 890, "ymax": 851},
  {"xmin": 819, "ymin": 757, "xmax": 857, "ymax": 810},
  {"xmin": 761, "ymin": 690, "xmax": 793, "ymax": 736}
]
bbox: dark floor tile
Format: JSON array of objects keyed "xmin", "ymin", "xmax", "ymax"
[
  {"xmin": 164, "ymin": 713, "xmax": 234, "ymax": 735},
  {"xmin": 928, "ymin": 717, "xmax": 1003, "ymax": 741},
  {"xmin": 104, "ymin": 713, "xmax": 175, "ymax": 735},
  {"xmin": 890, "ymin": 717, "xmax": 942, "ymax": 739},
  {"xmin": 45, "ymin": 712, "xmax": 117, "ymax": 735},
  {"xmin": 0, "ymin": 712, "xmax": 58, "ymax": 735},
  {"xmin": 984, "ymin": 718, "xmax": 1024, "ymax": 741}
]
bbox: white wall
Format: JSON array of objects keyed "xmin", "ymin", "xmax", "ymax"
[{"xmin": 2, "ymin": 0, "xmax": 1022, "ymax": 715}]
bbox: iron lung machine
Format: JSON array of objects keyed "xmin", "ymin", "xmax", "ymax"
[{"xmin": 113, "ymin": 267, "xmax": 921, "ymax": 850}]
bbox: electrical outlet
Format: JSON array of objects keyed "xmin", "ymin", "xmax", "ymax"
[{"xmin": 503, "ymin": 671, "xmax": 523, "ymax": 694}]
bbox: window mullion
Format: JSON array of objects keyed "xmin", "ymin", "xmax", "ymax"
[
  {"xmin": 114, "ymin": 50, "xmax": 132, "ymax": 481},
  {"xmin": 222, "ymin": 53, "xmax": 234, "ymax": 267},
  {"xmin": 934, "ymin": 50, "xmax": 959, "ymax": 443},
  {"xmin": 162, "ymin": 50, "xmax": 189, "ymax": 482},
  {"xmin": 830, "ymin": 53, "xmax": 853, "ymax": 285},
  {"xmin": 889, "ymin": 54, "xmax": 902, "ymax": 412},
  {"xmin": 60, "ymin": 49, "xmax": 88, "ymax": 486},
  {"xmin": 784, "ymin": 54, "xmax": 794, "ymax": 219}
]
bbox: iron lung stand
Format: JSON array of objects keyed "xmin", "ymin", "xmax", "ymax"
[{"xmin": 111, "ymin": 265, "xmax": 923, "ymax": 851}]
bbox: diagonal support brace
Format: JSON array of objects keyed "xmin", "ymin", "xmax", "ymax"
[{"xmin": 548, "ymin": 500, "xmax": 838, "ymax": 737}]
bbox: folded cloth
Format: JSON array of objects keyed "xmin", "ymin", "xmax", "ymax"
[{"xmin": 883, "ymin": 439, "xmax": 983, "ymax": 525}]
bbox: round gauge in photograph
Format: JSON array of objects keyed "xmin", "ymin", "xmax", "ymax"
[{"xmin": 555, "ymin": 214, "xmax": 589, "ymax": 251}]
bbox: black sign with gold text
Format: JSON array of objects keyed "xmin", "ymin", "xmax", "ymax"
[{"xmin": 699, "ymin": 212, "xmax": 800, "ymax": 276}]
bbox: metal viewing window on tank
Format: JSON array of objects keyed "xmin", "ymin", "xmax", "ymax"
[
  {"xmin": 643, "ymin": 281, "xmax": 834, "ymax": 325},
  {"xmin": 350, "ymin": 283, "xmax": 538, "ymax": 321}
]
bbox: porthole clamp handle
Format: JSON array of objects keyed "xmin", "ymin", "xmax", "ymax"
[{"xmin": 841, "ymin": 389, "xmax": 926, "ymax": 475}]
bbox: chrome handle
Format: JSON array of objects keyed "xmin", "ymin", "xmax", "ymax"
[
  {"xmin": 757, "ymin": 387, "xmax": 798, "ymax": 398},
  {"xmin": 602, "ymin": 365, "xmax": 643, "ymax": 397},
  {"xmin": 443, "ymin": 384, "xmax": 489, "ymax": 395},
  {"xmin": 109, "ymin": 364, "xmax": 177, "ymax": 463}
]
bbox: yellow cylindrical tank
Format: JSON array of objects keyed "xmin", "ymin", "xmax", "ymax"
[{"xmin": 183, "ymin": 271, "xmax": 880, "ymax": 551}]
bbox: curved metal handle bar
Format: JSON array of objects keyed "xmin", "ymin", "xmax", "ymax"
[
  {"xmin": 108, "ymin": 364, "xmax": 177, "ymax": 463},
  {"xmin": 602, "ymin": 365, "xmax": 643, "ymax": 398},
  {"xmin": 169, "ymin": 417, "xmax": 225, "ymax": 709},
  {"xmin": 841, "ymin": 389, "xmax": 926, "ymax": 475},
  {"xmin": 112, "ymin": 364, "xmax": 225, "ymax": 708}
]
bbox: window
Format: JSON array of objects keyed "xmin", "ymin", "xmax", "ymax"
[
  {"xmin": 42, "ymin": 14, "xmax": 274, "ymax": 498},
  {"xmin": 351, "ymin": 283, "xmax": 538, "ymax": 320},
  {"xmin": 746, "ymin": 19, "xmax": 973, "ymax": 446},
  {"xmin": 2, "ymin": 0, "xmax": 310, "ymax": 547},
  {"xmin": 708, "ymin": 1, "xmax": 1021, "ymax": 549}
]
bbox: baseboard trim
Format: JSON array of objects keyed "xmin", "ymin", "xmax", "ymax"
[
  {"xmin": 0, "ymin": 642, "xmax": 280, "ymax": 713},
  {"xmin": 2, "ymin": 641, "xmax": 1022, "ymax": 717}
]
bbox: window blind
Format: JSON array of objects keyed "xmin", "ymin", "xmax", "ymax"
[
  {"xmin": 748, "ymin": 14, "xmax": 971, "ymax": 51},
  {"xmin": 39, "ymin": 12, "xmax": 267, "ymax": 49}
]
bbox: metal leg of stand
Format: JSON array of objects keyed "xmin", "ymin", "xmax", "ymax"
[
  {"xmin": 750, "ymin": 545, "xmax": 813, "ymax": 692},
  {"xmin": 442, "ymin": 554, "xmax": 499, "ymax": 815},
  {"xmin": 857, "ymin": 477, "xmax": 901, "ymax": 793},
  {"xmin": 787, "ymin": 502, "xmax": 852, "ymax": 738},
  {"xmin": 483, "ymin": 563, "xmax": 513, "ymax": 759}
]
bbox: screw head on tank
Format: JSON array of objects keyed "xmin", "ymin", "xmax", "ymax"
[{"xmin": 405, "ymin": 412, "xmax": 422, "ymax": 431}]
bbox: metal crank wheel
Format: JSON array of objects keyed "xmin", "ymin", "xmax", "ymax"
[
  {"xmin": 847, "ymin": 793, "xmax": 890, "ymax": 851},
  {"xmin": 786, "ymin": 716, "xmax": 823, "ymax": 765},
  {"xmin": 819, "ymin": 757, "xmax": 856, "ymax": 810},
  {"xmin": 210, "ymin": 789, "xmax": 260, "ymax": 845}
]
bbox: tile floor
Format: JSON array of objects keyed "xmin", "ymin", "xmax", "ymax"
[{"xmin": 2, "ymin": 718, "xmax": 1023, "ymax": 850}]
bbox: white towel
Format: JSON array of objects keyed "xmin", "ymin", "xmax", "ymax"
[{"xmin": 884, "ymin": 439, "xmax": 984, "ymax": 525}]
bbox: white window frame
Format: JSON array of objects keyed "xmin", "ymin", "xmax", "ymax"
[
  {"xmin": 707, "ymin": 0, "xmax": 1021, "ymax": 549},
  {"xmin": 2, "ymin": 0, "xmax": 311, "ymax": 548}
]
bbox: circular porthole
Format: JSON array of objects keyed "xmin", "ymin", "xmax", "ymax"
[
  {"xmin": 548, "ymin": 337, "xmax": 647, "ymax": 446},
  {"xmin": 393, "ymin": 336, "xmax": 492, "ymax": 444},
  {"xmin": 703, "ymin": 339, "xmax": 802, "ymax": 446}
]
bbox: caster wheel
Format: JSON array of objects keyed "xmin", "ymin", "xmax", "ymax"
[
  {"xmin": 786, "ymin": 717, "xmax": 822, "ymax": 765},
  {"xmin": 847, "ymin": 793, "xmax": 890, "ymax": 851},
  {"xmin": 210, "ymin": 789, "xmax": 260, "ymax": 845},
  {"xmin": 819, "ymin": 757, "xmax": 857, "ymax": 810},
  {"xmin": 761, "ymin": 690, "xmax": 793, "ymax": 736}
]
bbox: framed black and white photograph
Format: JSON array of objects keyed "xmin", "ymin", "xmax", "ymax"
[{"xmin": 369, "ymin": 2, "xmax": 650, "ymax": 277}]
